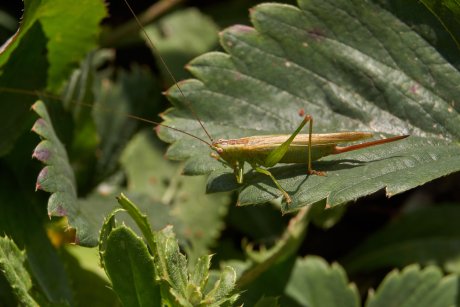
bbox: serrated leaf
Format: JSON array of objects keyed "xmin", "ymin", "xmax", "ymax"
[
  {"xmin": 284, "ymin": 256, "xmax": 360, "ymax": 307},
  {"xmin": 98, "ymin": 208, "xmax": 123, "ymax": 267},
  {"xmin": 342, "ymin": 205, "xmax": 460, "ymax": 274},
  {"xmin": 32, "ymin": 101, "xmax": 83, "ymax": 234},
  {"xmin": 32, "ymin": 100, "xmax": 102, "ymax": 247},
  {"xmin": 190, "ymin": 255, "xmax": 211, "ymax": 292},
  {"xmin": 102, "ymin": 226, "xmax": 161, "ymax": 306},
  {"xmin": 365, "ymin": 264, "xmax": 458, "ymax": 307},
  {"xmin": 158, "ymin": 0, "xmax": 460, "ymax": 211},
  {"xmin": 155, "ymin": 226, "xmax": 188, "ymax": 294},
  {"xmin": 203, "ymin": 266, "xmax": 239, "ymax": 306},
  {"xmin": 0, "ymin": 236, "xmax": 38, "ymax": 307},
  {"xmin": 110, "ymin": 195, "xmax": 237, "ymax": 306}
]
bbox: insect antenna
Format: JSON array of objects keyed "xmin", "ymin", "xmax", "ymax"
[{"xmin": 123, "ymin": 0, "xmax": 214, "ymax": 143}]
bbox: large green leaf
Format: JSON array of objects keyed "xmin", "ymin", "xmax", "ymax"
[
  {"xmin": 342, "ymin": 204, "xmax": 460, "ymax": 274},
  {"xmin": 31, "ymin": 100, "xmax": 96, "ymax": 246},
  {"xmin": 158, "ymin": 0, "xmax": 460, "ymax": 211},
  {"xmin": 366, "ymin": 264, "xmax": 458, "ymax": 307}
]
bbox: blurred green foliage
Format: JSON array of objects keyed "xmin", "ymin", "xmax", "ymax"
[{"xmin": 0, "ymin": 0, "xmax": 459, "ymax": 305}]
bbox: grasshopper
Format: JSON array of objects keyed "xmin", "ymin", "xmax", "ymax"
[{"xmin": 208, "ymin": 115, "xmax": 407, "ymax": 204}]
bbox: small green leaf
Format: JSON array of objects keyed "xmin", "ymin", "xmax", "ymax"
[
  {"xmin": 203, "ymin": 266, "xmax": 239, "ymax": 306},
  {"xmin": 98, "ymin": 195, "xmax": 240, "ymax": 306},
  {"xmin": 366, "ymin": 264, "xmax": 458, "ymax": 307},
  {"xmin": 116, "ymin": 194, "xmax": 157, "ymax": 258},
  {"xmin": 103, "ymin": 226, "xmax": 161, "ymax": 306},
  {"xmin": 98, "ymin": 208, "xmax": 124, "ymax": 267},
  {"xmin": 342, "ymin": 205, "xmax": 460, "ymax": 274},
  {"xmin": 155, "ymin": 226, "xmax": 188, "ymax": 293},
  {"xmin": 284, "ymin": 256, "xmax": 360, "ymax": 307},
  {"xmin": 190, "ymin": 255, "xmax": 211, "ymax": 292},
  {"xmin": 0, "ymin": 237, "xmax": 38, "ymax": 307},
  {"xmin": 158, "ymin": 0, "xmax": 460, "ymax": 210}
]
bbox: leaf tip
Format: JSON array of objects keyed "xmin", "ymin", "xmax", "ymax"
[
  {"xmin": 35, "ymin": 167, "xmax": 48, "ymax": 191},
  {"xmin": 31, "ymin": 118, "xmax": 47, "ymax": 133},
  {"xmin": 32, "ymin": 147, "xmax": 51, "ymax": 162}
]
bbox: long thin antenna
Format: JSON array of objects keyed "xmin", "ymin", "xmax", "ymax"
[
  {"xmin": 122, "ymin": 0, "xmax": 214, "ymax": 143},
  {"xmin": 0, "ymin": 87, "xmax": 213, "ymax": 147}
]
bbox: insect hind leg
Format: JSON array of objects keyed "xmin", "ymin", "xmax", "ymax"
[
  {"xmin": 253, "ymin": 165, "xmax": 292, "ymax": 204},
  {"xmin": 303, "ymin": 115, "xmax": 326, "ymax": 176}
]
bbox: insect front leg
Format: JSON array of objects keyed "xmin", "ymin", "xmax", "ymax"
[{"xmin": 304, "ymin": 116, "xmax": 325, "ymax": 176}]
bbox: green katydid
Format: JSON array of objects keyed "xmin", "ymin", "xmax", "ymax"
[{"xmin": 209, "ymin": 117, "xmax": 408, "ymax": 204}]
